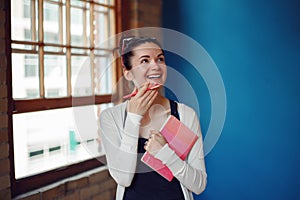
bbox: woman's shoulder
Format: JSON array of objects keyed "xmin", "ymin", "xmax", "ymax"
[
  {"xmin": 177, "ymin": 102, "xmax": 197, "ymax": 116},
  {"xmin": 176, "ymin": 102, "xmax": 201, "ymax": 133},
  {"xmin": 100, "ymin": 101, "xmax": 127, "ymax": 118}
]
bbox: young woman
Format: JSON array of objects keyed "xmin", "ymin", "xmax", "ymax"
[{"xmin": 100, "ymin": 36, "xmax": 207, "ymax": 200}]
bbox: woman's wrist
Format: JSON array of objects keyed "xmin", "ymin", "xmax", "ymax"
[{"xmin": 127, "ymin": 112, "xmax": 143, "ymax": 125}]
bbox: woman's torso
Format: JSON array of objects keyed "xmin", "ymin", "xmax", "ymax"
[{"xmin": 123, "ymin": 100, "xmax": 185, "ymax": 200}]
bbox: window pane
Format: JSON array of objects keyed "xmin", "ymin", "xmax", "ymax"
[
  {"xmin": 71, "ymin": 48, "xmax": 88, "ymax": 54},
  {"xmin": 94, "ymin": 56, "xmax": 113, "ymax": 95},
  {"xmin": 13, "ymin": 104, "xmax": 111, "ymax": 179},
  {"xmin": 44, "ymin": 46, "xmax": 63, "ymax": 53},
  {"xmin": 44, "ymin": 55, "xmax": 67, "ymax": 98},
  {"xmin": 11, "ymin": 43, "xmax": 37, "ymax": 51},
  {"xmin": 23, "ymin": 0, "xmax": 30, "ymax": 18},
  {"xmin": 11, "ymin": 0, "xmax": 116, "ymax": 182},
  {"xmin": 71, "ymin": 6, "xmax": 90, "ymax": 47},
  {"xmin": 70, "ymin": 0, "xmax": 86, "ymax": 7},
  {"xmin": 94, "ymin": 7, "xmax": 107, "ymax": 45},
  {"xmin": 72, "ymin": 56, "xmax": 92, "ymax": 96},
  {"xmin": 94, "ymin": 7, "xmax": 115, "ymax": 49},
  {"xmin": 12, "ymin": 53, "xmax": 40, "ymax": 99},
  {"xmin": 44, "ymin": 2, "xmax": 60, "ymax": 44},
  {"xmin": 95, "ymin": 0, "xmax": 115, "ymax": 6},
  {"xmin": 11, "ymin": 0, "xmax": 38, "ymax": 42}
]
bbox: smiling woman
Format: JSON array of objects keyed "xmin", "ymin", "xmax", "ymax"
[
  {"xmin": 123, "ymin": 42, "xmax": 166, "ymax": 88},
  {"xmin": 100, "ymin": 36, "xmax": 207, "ymax": 200}
]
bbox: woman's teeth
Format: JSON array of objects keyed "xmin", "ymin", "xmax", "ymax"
[{"xmin": 147, "ymin": 75, "xmax": 161, "ymax": 79}]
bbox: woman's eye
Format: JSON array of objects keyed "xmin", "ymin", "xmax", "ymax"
[
  {"xmin": 158, "ymin": 57, "xmax": 165, "ymax": 63},
  {"xmin": 141, "ymin": 59, "xmax": 149, "ymax": 64}
]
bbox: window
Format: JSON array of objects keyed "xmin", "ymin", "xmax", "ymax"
[
  {"xmin": 10, "ymin": 0, "xmax": 119, "ymax": 196},
  {"xmin": 24, "ymin": 55, "xmax": 38, "ymax": 77}
]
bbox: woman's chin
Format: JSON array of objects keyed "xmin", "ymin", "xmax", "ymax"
[{"xmin": 148, "ymin": 79, "xmax": 164, "ymax": 85}]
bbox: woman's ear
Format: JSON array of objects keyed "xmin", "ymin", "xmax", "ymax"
[{"xmin": 123, "ymin": 68, "xmax": 133, "ymax": 81}]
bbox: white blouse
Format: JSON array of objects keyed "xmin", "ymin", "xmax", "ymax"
[{"xmin": 99, "ymin": 101, "xmax": 207, "ymax": 200}]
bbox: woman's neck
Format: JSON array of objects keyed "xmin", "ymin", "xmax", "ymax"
[
  {"xmin": 140, "ymin": 94, "xmax": 171, "ymax": 135},
  {"xmin": 153, "ymin": 93, "xmax": 169, "ymax": 108},
  {"xmin": 143, "ymin": 94, "xmax": 170, "ymax": 120}
]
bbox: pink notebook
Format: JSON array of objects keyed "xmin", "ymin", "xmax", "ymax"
[{"xmin": 141, "ymin": 115, "xmax": 198, "ymax": 181}]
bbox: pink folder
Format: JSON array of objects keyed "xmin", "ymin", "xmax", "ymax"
[{"xmin": 141, "ymin": 115, "xmax": 198, "ymax": 181}]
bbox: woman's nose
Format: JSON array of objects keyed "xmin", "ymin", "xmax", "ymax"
[{"xmin": 150, "ymin": 60, "xmax": 160, "ymax": 69}]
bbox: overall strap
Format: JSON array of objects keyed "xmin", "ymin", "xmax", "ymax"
[{"xmin": 169, "ymin": 100, "xmax": 180, "ymax": 120}]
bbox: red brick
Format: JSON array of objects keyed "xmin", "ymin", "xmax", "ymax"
[
  {"xmin": 0, "ymin": 143, "xmax": 9, "ymax": 159},
  {"xmin": 0, "ymin": 158, "xmax": 9, "ymax": 175},
  {"xmin": 129, "ymin": 0, "xmax": 138, "ymax": 11},
  {"xmin": 139, "ymin": 2, "xmax": 158, "ymax": 13},
  {"xmin": 0, "ymin": 40, "xmax": 5, "ymax": 54},
  {"xmin": 110, "ymin": 188, "xmax": 116, "ymax": 199},
  {"xmin": 0, "ymin": 114, "xmax": 8, "ymax": 129},
  {"xmin": 129, "ymin": 18, "xmax": 139, "ymax": 28},
  {"xmin": 137, "ymin": 0, "xmax": 162, "ymax": 27},
  {"xmin": 0, "ymin": 188, "xmax": 11, "ymax": 200},
  {"xmin": 0, "ymin": 69, "xmax": 5, "ymax": 84},
  {"xmin": 0, "ymin": 68, "xmax": 6, "ymax": 84},
  {"xmin": 66, "ymin": 177, "xmax": 88, "ymax": 191},
  {"xmin": 79, "ymin": 185, "xmax": 99, "ymax": 200},
  {"xmin": 0, "ymin": 175, "xmax": 10, "ymax": 190},
  {"xmin": 0, "ymin": 98, "xmax": 7, "ymax": 112},
  {"xmin": 0, "ymin": 11, "xmax": 5, "ymax": 24},
  {"xmin": 0, "ymin": 2, "xmax": 4, "ymax": 10},
  {"xmin": 0, "ymin": 28, "xmax": 4, "ymax": 38},
  {"xmin": 42, "ymin": 185, "xmax": 65, "ymax": 200},
  {"xmin": 0, "ymin": 129, "xmax": 8, "ymax": 143},
  {"xmin": 99, "ymin": 178, "xmax": 117, "ymax": 193},
  {"xmin": 88, "ymin": 170, "xmax": 109, "ymax": 184},
  {"xmin": 0, "ymin": 54, "xmax": 7, "ymax": 69},
  {"xmin": 58, "ymin": 191, "xmax": 79, "ymax": 200},
  {"xmin": 18, "ymin": 193, "xmax": 40, "ymax": 200},
  {"xmin": 92, "ymin": 190, "xmax": 111, "ymax": 200},
  {"xmin": 0, "ymin": 85, "xmax": 7, "ymax": 98}
]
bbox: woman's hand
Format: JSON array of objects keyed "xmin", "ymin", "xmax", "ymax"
[
  {"xmin": 144, "ymin": 130, "xmax": 167, "ymax": 156},
  {"xmin": 127, "ymin": 82, "xmax": 158, "ymax": 116}
]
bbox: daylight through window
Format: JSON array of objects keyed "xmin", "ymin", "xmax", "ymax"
[{"xmin": 11, "ymin": 0, "xmax": 116, "ymax": 180}]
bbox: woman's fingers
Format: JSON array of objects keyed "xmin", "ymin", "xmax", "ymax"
[
  {"xmin": 135, "ymin": 82, "xmax": 150, "ymax": 98},
  {"xmin": 143, "ymin": 90, "xmax": 158, "ymax": 106},
  {"xmin": 144, "ymin": 130, "xmax": 167, "ymax": 155},
  {"xmin": 127, "ymin": 82, "xmax": 159, "ymax": 116}
]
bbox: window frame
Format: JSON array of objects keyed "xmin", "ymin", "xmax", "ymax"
[{"xmin": 9, "ymin": 0, "xmax": 123, "ymax": 197}]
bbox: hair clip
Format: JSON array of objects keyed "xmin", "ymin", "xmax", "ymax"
[{"xmin": 121, "ymin": 37, "xmax": 134, "ymax": 68}]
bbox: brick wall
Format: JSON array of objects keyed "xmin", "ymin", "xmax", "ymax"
[
  {"xmin": 0, "ymin": 0, "xmax": 11, "ymax": 200},
  {"xmin": 123, "ymin": 0, "xmax": 162, "ymax": 29},
  {"xmin": 16, "ymin": 167, "xmax": 117, "ymax": 200},
  {"xmin": 1, "ymin": 0, "xmax": 162, "ymax": 199}
]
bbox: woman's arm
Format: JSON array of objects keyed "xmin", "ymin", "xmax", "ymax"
[
  {"xmin": 100, "ymin": 109, "xmax": 142, "ymax": 187},
  {"xmin": 154, "ymin": 108, "xmax": 207, "ymax": 194},
  {"xmin": 100, "ymin": 84, "xmax": 158, "ymax": 187}
]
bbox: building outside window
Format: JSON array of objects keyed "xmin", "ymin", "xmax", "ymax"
[{"xmin": 10, "ymin": 0, "xmax": 118, "ymax": 196}]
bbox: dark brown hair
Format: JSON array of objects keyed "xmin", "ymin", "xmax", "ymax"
[{"xmin": 115, "ymin": 36, "xmax": 164, "ymax": 70}]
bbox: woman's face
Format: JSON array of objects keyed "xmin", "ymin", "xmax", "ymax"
[{"xmin": 124, "ymin": 42, "xmax": 167, "ymax": 87}]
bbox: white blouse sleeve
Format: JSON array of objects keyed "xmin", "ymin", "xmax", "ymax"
[
  {"xmin": 154, "ymin": 106, "xmax": 207, "ymax": 194},
  {"xmin": 100, "ymin": 108, "xmax": 142, "ymax": 187}
]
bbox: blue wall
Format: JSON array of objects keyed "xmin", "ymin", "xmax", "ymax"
[{"xmin": 163, "ymin": 0, "xmax": 300, "ymax": 199}]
